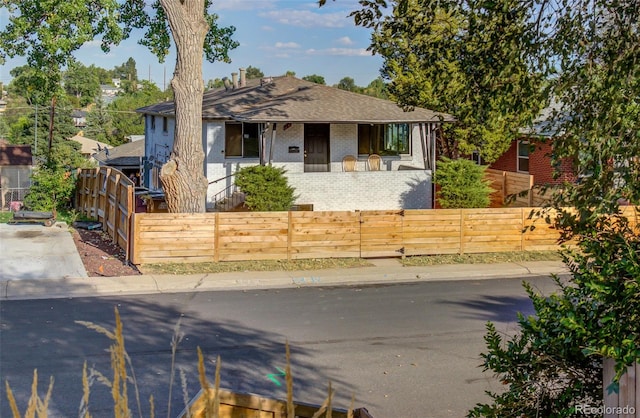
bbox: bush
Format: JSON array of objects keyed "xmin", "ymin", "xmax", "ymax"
[
  {"xmin": 235, "ymin": 165, "xmax": 297, "ymax": 211},
  {"xmin": 434, "ymin": 158, "xmax": 493, "ymax": 208},
  {"xmin": 24, "ymin": 164, "xmax": 76, "ymax": 212}
]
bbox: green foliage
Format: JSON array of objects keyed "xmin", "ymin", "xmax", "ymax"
[
  {"xmin": 24, "ymin": 163, "xmax": 77, "ymax": 212},
  {"xmin": 245, "ymin": 66, "xmax": 264, "ymax": 80},
  {"xmin": 351, "ymin": 0, "xmax": 545, "ymax": 163},
  {"xmin": 302, "ymin": 74, "xmax": 326, "ymax": 85},
  {"xmin": 434, "ymin": 158, "xmax": 492, "ymax": 208},
  {"xmin": 234, "ymin": 166, "xmax": 296, "ymax": 212},
  {"xmin": 335, "ymin": 77, "xmax": 360, "ymax": 93},
  {"xmin": 468, "ymin": 290, "xmax": 602, "ymax": 417},
  {"xmin": 102, "ymin": 81, "xmax": 170, "ymax": 145},
  {"xmin": 63, "ymin": 62, "xmax": 101, "ymax": 107}
]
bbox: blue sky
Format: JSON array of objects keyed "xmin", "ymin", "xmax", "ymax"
[{"xmin": 0, "ymin": 0, "xmax": 385, "ymax": 89}]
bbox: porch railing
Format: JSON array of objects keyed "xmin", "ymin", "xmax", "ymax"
[{"xmin": 209, "ymin": 173, "xmax": 245, "ymax": 211}]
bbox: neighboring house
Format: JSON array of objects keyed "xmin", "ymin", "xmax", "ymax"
[
  {"xmin": 137, "ymin": 75, "xmax": 454, "ymax": 211},
  {"xmin": 71, "ymin": 110, "xmax": 87, "ymax": 128},
  {"xmin": 0, "ymin": 141, "xmax": 33, "ymax": 210},
  {"xmin": 69, "ymin": 133, "xmax": 112, "ymax": 160},
  {"xmin": 94, "ymin": 139, "xmax": 144, "ymax": 186},
  {"xmin": 487, "ymin": 102, "xmax": 576, "ymax": 186},
  {"xmin": 489, "ymin": 137, "xmax": 576, "ymax": 186}
]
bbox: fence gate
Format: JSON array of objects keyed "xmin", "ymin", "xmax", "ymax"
[{"xmin": 360, "ymin": 210, "xmax": 404, "ymax": 258}]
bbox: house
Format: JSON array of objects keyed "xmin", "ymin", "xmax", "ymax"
[
  {"xmin": 69, "ymin": 133, "xmax": 112, "ymax": 160},
  {"xmin": 137, "ymin": 75, "xmax": 454, "ymax": 211},
  {"xmin": 94, "ymin": 139, "xmax": 144, "ymax": 186},
  {"xmin": 71, "ymin": 110, "xmax": 87, "ymax": 128},
  {"xmin": 0, "ymin": 141, "xmax": 33, "ymax": 210},
  {"xmin": 488, "ymin": 102, "xmax": 576, "ymax": 187}
]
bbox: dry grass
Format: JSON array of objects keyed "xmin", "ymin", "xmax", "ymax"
[
  {"xmin": 401, "ymin": 250, "xmax": 562, "ymax": 266},
  {"xmin": 141, "ymin": 258, "xmax": 373, "ymax": 275},
  {"xmin": 140, "ymin": 251, "xmax": 562, "ymax": 275}
]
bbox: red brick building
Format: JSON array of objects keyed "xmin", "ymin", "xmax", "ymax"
[{"xmin": 489, "ymin": 137, "xmax": 576, "ymax": 186}]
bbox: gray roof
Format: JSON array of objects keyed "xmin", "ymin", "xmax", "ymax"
[
  {"xmin": 138, "ymin": 76, "xmax": 454, "ymax": 124},
  {"xmin": 94, "ymin": 139, "xmax": 144, "ymax": 167}
]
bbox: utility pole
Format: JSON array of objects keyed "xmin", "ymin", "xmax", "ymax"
[{"xmin": 47, "ymin": 96, "xmax": 56, "ymax": 164}]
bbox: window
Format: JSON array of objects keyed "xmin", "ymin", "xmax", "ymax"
[
  {"xmin": 162, "ymin": 117, "xmax": 168, "ymax": 133},
  {"xmin": 225, "ymin": 123, "xmax": 260, "ymax": 158},
  {"xmin": 471, "ymin": 151, "xmax": 486, "ymax": 165},
  {"xmin": 518, "ymin": 140, "xmax": 530, "ymax": 172},
  {"xmin": 358, "ymin": 123, "xmax": 410, "ymax": 156},
  {"xmin": 150, "ymin": 116, "xmax": 156, "ymax": 130}
]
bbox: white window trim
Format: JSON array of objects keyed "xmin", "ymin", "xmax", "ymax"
[{"xmin": 517, "ymin": 140, "xmax": 529, "ymax": 173}]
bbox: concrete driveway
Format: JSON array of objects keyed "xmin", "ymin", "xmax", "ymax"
[{"xmin": 0, "ymin": 222, "xmax": 87, "ymax": 280}]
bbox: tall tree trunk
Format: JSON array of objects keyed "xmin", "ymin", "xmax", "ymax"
[{"xmin": 159, "ymin": 0, "xmax": 209, "ymax": 213}]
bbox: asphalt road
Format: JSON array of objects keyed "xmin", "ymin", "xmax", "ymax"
[{"xmin": 0, "ymin": 276, "xmax": 559, "ymax": 418}]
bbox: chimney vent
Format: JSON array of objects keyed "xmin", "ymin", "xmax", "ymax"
[
  {"xmin": 239, "ymin": 68, "xmax": 246, "ymax": 87},
  {"xmin": 231, "ymin": 72, "xmax": 238, "ymax": 89}
]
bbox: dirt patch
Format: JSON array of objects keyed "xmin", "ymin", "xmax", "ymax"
[{"xmin": 71, "ymin": 228, "xmax": 141, "ymax": 277}]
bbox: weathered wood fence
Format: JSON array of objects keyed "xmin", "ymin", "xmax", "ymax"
[
  {"xmin": 486, "ymin": 168, "xmax": 553, "ymax": 207},
  {"xmin": 130, "ymin": 207, "xmax": 600, "ymax": 265},
  {"xmin": 604, "ymin": 359, "xmax": 640, "ymax": 418},
  {"xmin": 76, "ymin": 167, "xmax": 135, "ymax": 260},
  {"xmin": 180, "ymin": 388, "xmax": 373, "ymax": 418}
]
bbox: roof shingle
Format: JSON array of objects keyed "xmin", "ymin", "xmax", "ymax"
[{"xmin": 138, "ymin": 76, "xmax": 454, "ymax": 124}]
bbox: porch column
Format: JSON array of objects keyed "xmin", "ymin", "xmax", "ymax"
[{"xmin": 268, "ymin": 123, "xmax": 277, "ymax": 166}]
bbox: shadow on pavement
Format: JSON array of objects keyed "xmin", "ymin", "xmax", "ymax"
[{"xmin": 0, "ymin": 293, "xmax": 357, "ymax": 417}]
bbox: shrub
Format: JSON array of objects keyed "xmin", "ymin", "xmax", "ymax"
[
  {"xmin": 23, "ymin": 164, "xmax": 76, "ymax": 213},
  {"xmin": 434, "ymin": 158, "xmax": 493, "ymax": 208},
  {"xmin": 235, "ymin": 165, "xmax": 296, "ymax": 211}
]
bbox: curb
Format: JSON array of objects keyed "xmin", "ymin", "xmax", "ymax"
[{"xmin": 0, "ymin": 261, "xmax": 569, "ymax": 301}]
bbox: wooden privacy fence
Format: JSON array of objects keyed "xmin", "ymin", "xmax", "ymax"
[
  {"xmin": 76, "ymin": 167, "xmax": 135, "ymax": 260},
  {"xmin": 129, "ymin": 207, "xmax": 640, "ymax": 265},
  {"xmin": 486, "ymin": 168, "xmax": 553, "ymax": 207},
  {"xmin": 603, "ymin": 359, "xmax": 639, "ymax": 418}
]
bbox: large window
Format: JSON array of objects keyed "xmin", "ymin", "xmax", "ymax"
[
  {"xmin": 358, "ymin": 123, "xmax": 410, "ymax": 156},
  {"xmin": 225, "ymin": 123, "xmax": 260, "ymax": 158},
  {"xmin": 518, "ymin": 140, "xmax": 529, "ymax": 172}
]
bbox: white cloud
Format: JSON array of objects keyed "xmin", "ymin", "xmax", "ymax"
[
  {"xmin": 337, "ymin": 36, "xmax": 354, "ymax": 46},
  {"xmin": 275, "ymin": 42, "xmax": 301, "ymax": 49},
  {"xmin": 306, "ymin": 47, "xmax": 372, "ymax": 57},
  {"xmin": 259, "ymin": 9, "xmax": 349, "ymax": 29}
]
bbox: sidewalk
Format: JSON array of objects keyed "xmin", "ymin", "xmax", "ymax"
[{"xmin": 0, "ymin": 258, "xmax": 569, "ymax": 300}]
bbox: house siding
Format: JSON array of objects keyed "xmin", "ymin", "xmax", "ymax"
[{"xmin": 149, "ymin": 118, "xmax": 433, "ymax": 211}]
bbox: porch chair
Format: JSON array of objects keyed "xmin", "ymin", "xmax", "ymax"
[
  {"xmin": 342, "ymin": 155, "xmax": 357, "ymax": 172},
  {"xmin": 367, "ymin": 154, "xmax": 382, "ymax": 171}
]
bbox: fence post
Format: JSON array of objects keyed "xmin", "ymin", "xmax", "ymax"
[
  {"xmin": 528, "ymin": 174, "xmax": 534, "ymax": 206},
  {"xmin": 214, "ymin": 212, "xmax": 220, "ymax": 262},
  {"xmin": 287, "ymin": 211, "xmax": 293, "ymax": 261},
  {"xmin": 459, "ymin": 209, "xmax": 465, "ymax": 255}
]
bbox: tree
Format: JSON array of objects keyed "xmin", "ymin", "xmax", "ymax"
[
  {"xmin": 347, "ymin": 0, "xmax": 545, "ymax": 163},
  {"xmin": 335, "ymin": 77, "xmax": 360, "ymax": 93},
  {"xmin": 468, "ymin": 1, "xmax": 640, "ymax": 414},
  {"xmin": 362, "ymin": 77, "xmax": 387, "ymax": 99},
  {"xmin": 105, "ymin": 81, "xmax": 171, "ymax": 146},
  {"xmin": 112, "ymin": 57, "xmax": 139, "ymax": 94},
  {"xmin": 63, "ymin": 62, "xmax": 101, "ymax": 107},
  {"xmin": 234, "ymin": 166, "xmax": 296, "ymax": 212},
  {"xmin": 302, "ymin": 74, "xmax": 326, "ymax": 85},
  {"xmin": 245, "ymin": 66, "xmax": 264, "ymax": 80},
  {"xmin": 85, "ymin": 97, "xmax": 115, "ymax": 144},
  {"xmin": 0, "ymin": 0, "xmax": 239, "ymax": 213}
]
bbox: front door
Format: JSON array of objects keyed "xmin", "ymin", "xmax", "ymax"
[{"xmin": 304, "ymin": 124, "xmax": 330, "ymax": 172}]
